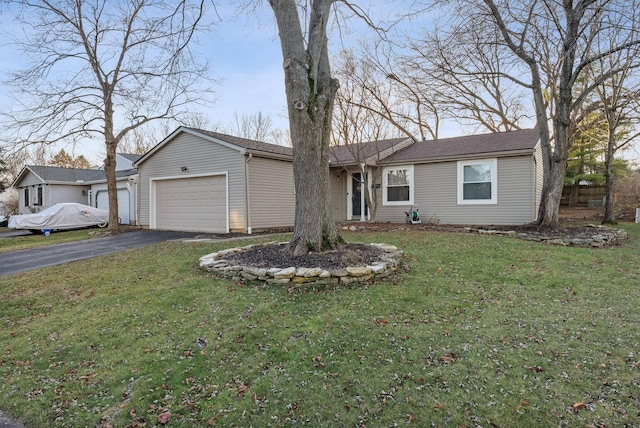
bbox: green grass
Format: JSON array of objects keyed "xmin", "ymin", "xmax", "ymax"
[
  {"xmin": 1, "ymin": 226, "xmax": 640, "ymax": 427},
  {"xmin": 0, "ymin": 229, "xmax": 98, "ymax": 253}
]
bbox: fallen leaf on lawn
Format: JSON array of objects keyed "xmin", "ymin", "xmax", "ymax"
[
  {"xmin": 525, "ymin": 365, "xmax": 545, "ymax": 373},
  {"xmin": 440, "ymin": 355, "xmax": 454, "ymax": 364},
  {"xmin": 408, "ymin": 413, "xmax": 416, "ymax": 422},
  {"xmin": 572, "ymin": 402, "xmax": 586, "ymax": 413},
  {"xmin": 374, "ymin": 318, "xmax": 389, "ymax": 326},
  {"xmin": 157, "ymin": 411, "xmax": 171, "ymax": 424},
  {"xmin": 237, "ymin": 384, "xmax": 249, "ymax": 395}
]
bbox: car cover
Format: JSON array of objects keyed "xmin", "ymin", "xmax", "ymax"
[{"xmin": 8, "ymin": 203, "xmax": 109, "ymax": 230}]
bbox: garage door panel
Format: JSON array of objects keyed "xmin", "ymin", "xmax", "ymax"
[
  {"xmin": 154, "ymin": 175, "xmax": 227, "ymax": 233},
  {"xmin": 96, "ymin": 188, "xmax": 131, "ymax": 224}
]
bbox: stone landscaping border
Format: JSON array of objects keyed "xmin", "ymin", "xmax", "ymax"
[
  {"xmin": 466, "ymin": 224, "xmax": 628, "ymax": 247},
  {"xmin": 340, "ymin": 222, "xmax": 628, "ymax": 248},
  {"xmin": 199, "ymin": 242, "xmax": 403, "ymax": 287}
]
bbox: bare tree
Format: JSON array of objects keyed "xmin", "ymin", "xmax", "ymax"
[
  {"xmin": 331, "ymin": 49, "xmax": 409, "ymax": 222},
  {"xmin": 3, "ymin": 1, "xmax": 215, "ymax": 231},
  {"xmin": 338, "ymin": 45, "xmax": 441, "ymax": 141},
  {"xmin": 477, "ymin": 0, "xmax": 640, "ymax": 229},
  {"xmin": 400, "ymin": 23, "xmax": 530, "ymax": 133},
  {"xmin": 0, "ymin": 149, "xmax": 7, "ymax": 193},
  {"xmin": 590, "ymin": 51, "xmax": 640, "ymax": 223},
  {"xmin": 220, "ymin": 111, "xmax": 289, "ymax": 145},
  {"xmin": 268, "ymin": 0, "xmax": 348, "ymax": 255}
]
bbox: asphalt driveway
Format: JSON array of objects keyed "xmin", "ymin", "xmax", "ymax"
[{"xmin": 0, "ymin": 229, "xmax": 215, "ymax": 277}]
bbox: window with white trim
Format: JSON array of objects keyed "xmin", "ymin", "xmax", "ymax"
[
  {"xmin": 457, "ymin": 159, "xmax": 497, "ymax": 204},
  {"xmin": 383, "ymin": 165, "xmax": 413, "ymax": 205}
]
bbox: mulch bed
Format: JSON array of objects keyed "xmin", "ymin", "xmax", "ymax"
[{"xmin": 225, "ymin": 242, "xmax": 386, "ymax": 270}]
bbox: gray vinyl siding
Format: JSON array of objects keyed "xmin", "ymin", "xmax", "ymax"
[
  {"xmin": 137, "ymin": 132, "xmax": 246, "ymax": 231},
  {"xmin": 373, "ymin": 155, "xmax": 537, "ymax": 225},
  {"xmin": 247, "ymin": 157, "xmax": 295, "ymax": 229},
  {"xmin": 17, "ymin": 183, "xmax": 89, "ymax": 214},
  {"xmin": 329, "ymin": 171, "xmax": 346, "ymax": 221},
  {"xmin": 19, "ymin": 171, "xmax": 43, "ymax": 186}
]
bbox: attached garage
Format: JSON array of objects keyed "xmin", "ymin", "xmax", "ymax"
[
  {"xmin": 134, "ymin": 127, "xmax": 295, "ymax": 233},
  {"xmin": 151, "ymin": 174, "xmax": 228, "ymax": 233}
]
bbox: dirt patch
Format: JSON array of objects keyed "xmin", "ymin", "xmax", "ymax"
[{"xmin": 558, "ymin": 206, "xmax": 604, "ymax": 221}]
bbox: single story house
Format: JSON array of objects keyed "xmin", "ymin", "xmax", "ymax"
[
  {"xmin": 134, "ymin": 127, "xmax": 541, "ymax": 233},
  {"xmin": 330, "ymin": 128, "xmax": 543, "ymax": 226},
  {"xmin": 11, "ymin": 153, "xmax": 140, "ymax": 224}
]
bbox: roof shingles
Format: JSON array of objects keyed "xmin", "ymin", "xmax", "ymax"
[
  {"xmin": 26, "ymin": 165, "xmax": 106, "ymax": 183},
  {"xmin": 383, "ymin": 129, "xmax": 540, "ymax": 164}
]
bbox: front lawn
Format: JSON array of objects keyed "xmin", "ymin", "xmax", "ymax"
[
  {"xmin": 1, "ymin": 225, "xmax": 639, "ymax": 427},
  {"xmin": 0, "ymin": 229, "xmax": 100, "ymax": 253}
]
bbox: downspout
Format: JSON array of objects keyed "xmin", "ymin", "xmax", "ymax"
[{"xmin": 245, "ymin": 153, "xmax": 253, "ymax": 234}]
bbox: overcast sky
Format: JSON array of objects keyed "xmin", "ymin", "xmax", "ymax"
[
  {"xmin": 0, "ymin": 2, "xmax": 398, "ymax": 163},
  {"xmin": 0, "ymin": 2, "xmax": 637, "ymax": 164}
]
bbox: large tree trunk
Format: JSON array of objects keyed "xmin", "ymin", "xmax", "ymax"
[
  {"xmin": 602, "ymin": 126, "xmax": 617, "ymax": 224},
  {"xmin": 289, "ymin": 101, "xmax": 341, "ymax": 255},
  {"xmin": 269, "ymin": 0, "xmax": 342, "ymax": 255},
  {"xmin": 537, "ymin": 160, "xmax": 565, "ymax": 229},
  {"xmin": 104, "ymin": 100, "xmax": 120, "ymax": 233}
]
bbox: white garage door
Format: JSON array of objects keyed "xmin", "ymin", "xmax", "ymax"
[
  {"xmin": 154, "ymin": 175, "xmax": 227, "ymax": 233},
  {"xmin": 96, "ymin": 188, "xmax": 131, "ymax": 224}
]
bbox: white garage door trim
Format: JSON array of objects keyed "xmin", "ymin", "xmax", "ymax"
[{"xmin": 150, "ymin": 172, "xmax": 229, "ymax": 233}]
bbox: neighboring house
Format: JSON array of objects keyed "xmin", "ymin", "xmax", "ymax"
[
  {"xmin": 330, "ymin": 129, "xmax": 543, "ymax": 225},
  {"xmin": 134, "ymin": 127, "xmax": 541, "ymax": 233},
  {"xmin": 11, "ymin": 153, "xmax": 140, "ymax": 224},
  {"xmin": 133, "ymin": 127, "xmax": 295, "ymax": 233}
]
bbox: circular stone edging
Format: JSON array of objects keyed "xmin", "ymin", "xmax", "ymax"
[{"xmin": 199, "ymin": 241, "xmax": 403, "ymax": 287}]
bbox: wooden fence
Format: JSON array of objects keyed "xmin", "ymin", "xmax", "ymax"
[
  {"xmin": 561, "ymin": 185, "xmax": 605, "ymax": 207},
  {"xmin": 561, "ymin": 185, "xmax": 639, "ymax": 218}
]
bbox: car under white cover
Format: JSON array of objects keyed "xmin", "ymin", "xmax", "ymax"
[{"xmin": 8, "ymin": 203, "xmax": 109, "ymax": 231}]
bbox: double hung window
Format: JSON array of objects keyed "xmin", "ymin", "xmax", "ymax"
[
  {"xmin": 457, "ymin": 159, "xmax": 497, "ymax": 204},
  {"xmin": 383, "ymin": 166, "xmax": 414, "ymax": 205}
]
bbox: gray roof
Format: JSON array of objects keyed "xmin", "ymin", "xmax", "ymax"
[
  {"xmin": 25, "ymin": 165, "xmax": 106, "ymax": 183},
  {"xmin": 382, "ymin": 129, "xmax": 540, "ymax": 164},
  {"xmin": 184, "ymin": 128, "xmax": 293, "ymax": 158},
  {"xmin": 329, "ymin": 138, "xmax": 410, "ymax": 165},
  {"xmin": 12, "ymin": 165, "xmax": 138, "ymax": 188},
  {"xmin": 134, "ymin": 126, "xmax": 539, "ymax": 169},
  {"xmin": 118, "ymin": 153, "xmax": 143, "ymax": 162},
  {"xmin": 135, "ymin": 127, "xmax": 293, "ymax": 167}
]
